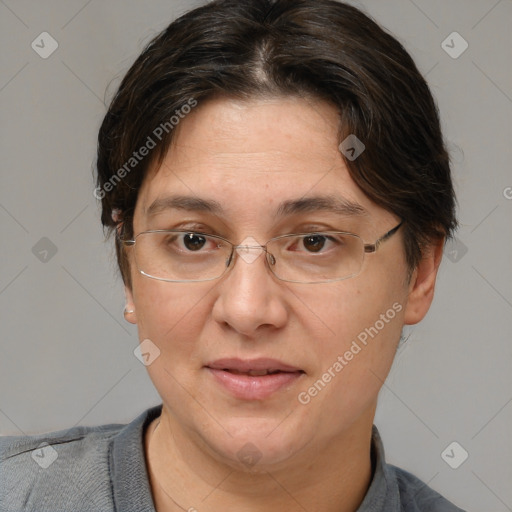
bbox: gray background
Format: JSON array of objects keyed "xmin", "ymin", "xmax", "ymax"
[{"xmin": 1, "ymin": 0, "xmax": 511, "ymax": 510}]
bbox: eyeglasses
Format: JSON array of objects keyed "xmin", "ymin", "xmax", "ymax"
[{"xmin": 121, "ymin": 222, "xmax": 402, "ymax": 284}]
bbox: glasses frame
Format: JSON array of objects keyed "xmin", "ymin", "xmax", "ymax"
[{"xmin": 120, "ymin": 221, "xmax": 403, "ymax": 284}]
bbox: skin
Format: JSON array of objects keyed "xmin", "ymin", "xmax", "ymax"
[{"xmin": 123, "ymin": 96, "xmax": 443, "ymax": 512}]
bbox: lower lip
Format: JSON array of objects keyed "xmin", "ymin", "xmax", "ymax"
[{"xmin": 207, "ymin": 368, "xmax": 303, "ymax": 400}]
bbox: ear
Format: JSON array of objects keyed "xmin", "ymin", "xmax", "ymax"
[
  {"xmin": 403, "ymin": 238, "xmax": 444, "ymax": 325},
  {"xmin": 123, "ymin": 285, "xmax": 138, "ymax": 324}
]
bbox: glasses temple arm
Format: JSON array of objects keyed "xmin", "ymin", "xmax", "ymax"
[{"xmin": 363, "ymin": 221, "xmax": 403, "ymax": 253}]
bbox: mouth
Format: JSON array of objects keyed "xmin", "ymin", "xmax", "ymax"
[
  {"xmin": 206, "ymin": 357, "xmax": 304, "ymax": 373},
  {"xmin": 221, "ymin": 368, "xmax": 293, "ymax": 376},
  {"xmin": 205, "ymin": 358, "xmax": 305, "ymax": 400}
]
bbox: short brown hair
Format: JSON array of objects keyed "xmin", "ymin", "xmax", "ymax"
[{"xmin": 96, "ymin": 0, "xmax": 457, "ymax": 287}]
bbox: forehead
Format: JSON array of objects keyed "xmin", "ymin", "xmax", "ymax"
[{"xmin": 136, "ymin": 97, "xmax": 387, "ymax": 224}]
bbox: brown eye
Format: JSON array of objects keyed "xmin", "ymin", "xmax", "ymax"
[
  {"xmin": 302, "ymin": 235, "xmax": 327, "ymax": 253},
  {"xmin": 183, "ymin": 233, "xmax": 207, "ymax": 251}
]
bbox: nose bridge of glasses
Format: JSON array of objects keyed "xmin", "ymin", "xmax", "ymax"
[{"xmin": 233, "ymin": 237, "xmax": 268, "ymax": 265}]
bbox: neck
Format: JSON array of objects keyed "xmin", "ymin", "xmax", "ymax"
[{"xmin": 145, "ymin": 405, "xmax": 375, "ymax": 512}]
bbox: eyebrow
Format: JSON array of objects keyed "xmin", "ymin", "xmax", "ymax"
[
  {"xmin": 276, "ymin": 195, "xmax": 367, "ymax": 218},
  {"xmin": 146, "ymin": 195, "xmax": 223, "ymax": 216},
  {"xmin": 146, "ymin": 194, "xmax": 368, "ymax": 218}
]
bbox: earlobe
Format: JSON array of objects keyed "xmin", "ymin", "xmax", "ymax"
[
  {"xmin": 123, "ymin": 285, "xmax": 137, "ymax": 324},
  {"xmin": 403, "ymin": 238, "xmax": 445, "ymax": 325}
]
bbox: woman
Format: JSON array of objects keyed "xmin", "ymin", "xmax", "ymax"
[{"xmin": 1, "ymin": 1, "xmax": 465, "ymax": 510}]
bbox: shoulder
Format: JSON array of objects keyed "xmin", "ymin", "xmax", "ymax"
[
  {"xmin": 389, "ymin": 464, "xmax": 466, "ymax": 512},
  {"xmin": 0, "ymin": 422, "xmax": 123, "ymax": 512}
]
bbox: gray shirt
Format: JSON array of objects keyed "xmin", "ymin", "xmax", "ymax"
[{"xmin": 0, "ymin": 405, "xmax": 465, "ymax": 511}]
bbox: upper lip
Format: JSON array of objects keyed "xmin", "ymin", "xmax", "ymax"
[{"xmin": 206, "ymin": 358, "xmax": 303, "ymax": 373}]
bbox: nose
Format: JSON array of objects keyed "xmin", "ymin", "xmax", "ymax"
[{"xmin": 211, "ymin": 243, "xmax": 288, "ymax": 336}]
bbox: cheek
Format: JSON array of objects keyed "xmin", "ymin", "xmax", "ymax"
[
  {"xmin": 297, "ymin": 276, "xmax": 406, "ymax": 411},
  {"xmin": 299, "ymin": 273, "xmax": 405, "ymax": 349},
  {"xmin": 132, "ymin": 278, "xmax": 215, "ymax": 360},
  {"xmin": 131, "ymin": 279, "xmax": 220, "ymax": 416}
]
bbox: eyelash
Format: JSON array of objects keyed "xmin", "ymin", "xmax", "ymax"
[
  {"xmin": 161, "ymin": 221, "xmax": 352, "ymax": 238},
  {"xmin": 170, "ymin": 222, "xmax": 218, "ymax": 233}
]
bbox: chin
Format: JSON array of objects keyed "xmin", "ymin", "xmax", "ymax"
[{"xmin": 199, "ymin": 415, "xmax": 313, "ymax": 472}]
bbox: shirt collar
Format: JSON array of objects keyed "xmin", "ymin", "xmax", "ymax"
[
  {"xmin": 110, "ymin": 404, "xmax": 162, "ymax": 512},
  {"xmin": 356, "ymin": 425, "xmax": 401, "ymax": 511}
]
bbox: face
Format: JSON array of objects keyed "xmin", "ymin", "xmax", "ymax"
[{"xmin": 125, "ymin": 96, "xmax": 428, "ymax": 471}]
